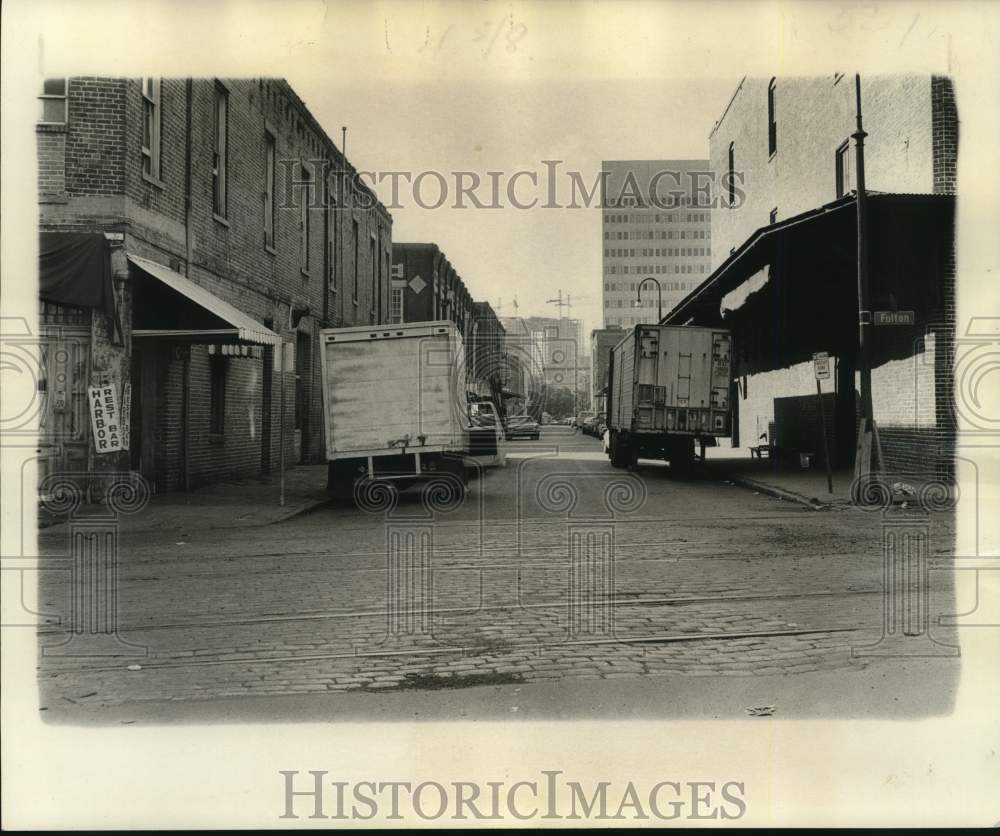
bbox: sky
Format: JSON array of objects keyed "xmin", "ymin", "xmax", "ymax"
[
  {"xmin": 10, "ymin": 0, "xmax": 985, "ymax": 338},
  {"xmin": 291, "ymin": 74, "xmax": 736, "ymax": 338}
]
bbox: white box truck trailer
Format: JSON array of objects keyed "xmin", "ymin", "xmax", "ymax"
[
  {"xmin": 606, "ymin": 324, "xmax": 732, "ymax": 469},
  {"xmin": 319, "ymin": 321, "xmax": 505, "ymax": 502}
]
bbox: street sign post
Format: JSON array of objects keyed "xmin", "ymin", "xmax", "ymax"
[{"xmin": 812, "ymin": 352, "xmax": 834, "ymax": 495}]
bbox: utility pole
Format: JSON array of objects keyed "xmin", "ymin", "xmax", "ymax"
[
  {"xmin": 853, "ymin": 73, "xmax": 878, "ymax": 479},
  {"xmin": 546, "ymin": 289, "xmax": 571, "ymax": 318}
]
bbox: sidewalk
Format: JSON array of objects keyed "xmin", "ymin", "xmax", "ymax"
[
  {"xmin": 704, "ymin": 447, "xmax": 853, "ymax": 508},
  {"xmin": 39, "ymin": 465, "xmax": 333, "ymax": 534}
]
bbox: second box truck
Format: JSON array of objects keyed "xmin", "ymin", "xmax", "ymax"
[{"xmin": 606, "ymin": 324, "xmax": 732, "ymax": 469}]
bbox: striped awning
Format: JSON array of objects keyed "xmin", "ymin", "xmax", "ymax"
[{"xmin": 128, "ymin": 254, "xmax": 282, "ymax": 345}]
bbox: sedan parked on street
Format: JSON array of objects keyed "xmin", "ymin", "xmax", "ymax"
[{"xmin": 504, "ymin": 415, "xmax": 541, "ymax": 440}]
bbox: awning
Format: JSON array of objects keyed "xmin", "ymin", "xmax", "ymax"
[
  {"xmin": 128, "ymin": 254, "xmax": 281, "ymax": 345},
  {"xmin": 40, "ymin": 232, "xmax": 115, "ymax": 317},
  {"xmin": 661, "ymin": 192, "xmax": 955, "ymax": 376}
]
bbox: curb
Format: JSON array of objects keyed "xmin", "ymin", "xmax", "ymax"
[
  {"xmin": 39, "ymin": 493, "xmax": 338, "ymax": 535},
  {"xmin": 713, "ymin": 470, "xmax": 835, "ymax": 510},
  {"xmin": 270, "ymin": 494, "xmax": 338, "ymax": 524}
]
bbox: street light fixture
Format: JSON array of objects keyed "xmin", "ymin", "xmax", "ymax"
[{"xmin": 634, "ymin": 277, "xmax": 663, "ymax": 322}]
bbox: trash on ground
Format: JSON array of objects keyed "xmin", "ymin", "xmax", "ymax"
[{"xmin": 745, "ymin": 705, "xmax": 775, "ymax": 717}]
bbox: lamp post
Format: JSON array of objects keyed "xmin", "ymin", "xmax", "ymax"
[{"xmin": 635, "ymin": 277, "xmax": 663, "ymax": 322}]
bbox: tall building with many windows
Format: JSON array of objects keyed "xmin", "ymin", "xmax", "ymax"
[{"xmin": 601, "ymin": 160, "xmax": 713, "ymax": 327}]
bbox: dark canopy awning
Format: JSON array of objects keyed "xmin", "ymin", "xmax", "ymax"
[
  {"xmin": 662, "ymin": 193, "xmax": 955, "ymax": 376},
  {"xmin": 39, "ymin": 232, "xmax": 115, "ymax": 319},
  {"xmin": 129, "ymin": 254, "xmax": 281, "ymax": 345}
]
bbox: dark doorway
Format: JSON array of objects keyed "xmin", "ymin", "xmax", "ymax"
[
  {"xmin": 294, "ymin": 331, "xmax": 310, "ymax": 463},
  {"xmin": 129, "ymin": 344, "xmax": 158, "ymax": 486},
  {"xmin": 261, "ymin": 321, "xmax": 274, "ymax": 473}
]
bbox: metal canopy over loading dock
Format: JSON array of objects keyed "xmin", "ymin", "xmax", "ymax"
[{"xmin": 662, "ymin": 193, "xmax": 955, "ymax": 470}]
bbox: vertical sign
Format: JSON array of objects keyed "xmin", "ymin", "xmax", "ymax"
[
  {"xmin": 120, "ymin": 382, "xmax": 131, "ymax": 452},
  {"xmin": 813, "ymin": 351, "xmax": 831, "ymax": 380},
  {"xmin": 88, "ymin": 384, "xmax": 124, "ymax": 454},
  {"xmin": 812, "ymin": 352, "xmax": 834, "ymax": 494}
]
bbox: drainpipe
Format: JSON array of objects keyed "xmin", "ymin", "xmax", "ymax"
[{"xmin": 181, "ymin": 77, "xmax": 194, "ymax": 491}]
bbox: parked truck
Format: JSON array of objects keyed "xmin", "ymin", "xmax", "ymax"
[
  {"xmin": 605, "ymin": 324, "xmax": 732, "ymax": 470},
  {"xmin": 319, "ymin": 321, "xmax": 505, "ymax": 502}
]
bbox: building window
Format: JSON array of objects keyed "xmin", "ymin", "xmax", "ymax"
[
  {"xmin": 209, "ymin": 355, "xmax": 227, "ymax": 434},
  {"xmin": 299, "ymin": 162, "xmax": 311, "ymax": 273},
  {"xmin": 352, "ymin": 219, "xmax": 359, "ymax": 304},
  {"xmin": 390, "ymin": 287, "xmax": 404, "ymax": 323},
  {"xmin": 767, "ymin": 78, "xmax": 777, "ymax": 156},
  {"xmin": 326, "ymin": 185, "xmax": 337, "ymax": 291},
  {"xmin": 38, "ymin": 78, "xmax": 68, "ymax": 125},
  {"xmin": 141, "ymin": 78, "xmax": 161, "ymax": 180},
  {"xmin": 212, "ymin": 84, "xmax": 228, "ymax": 218},
  {"xmin": 727, "ymin": 142, "xmax": 735, "ymax": 207},
  {"xmin": 264, "ymin": 131, "xmax": 276, "ymax": 248},
  {"xmin": 369, "ymin": 235, "xmax": 377, "ymax": 317},
  {"xmin": 835, "ymin": 140, "xmax": 852, "ymax": 197},
  {"xmin": 769, "ymin": 207, "xmax": 778, "ymax": 224}
]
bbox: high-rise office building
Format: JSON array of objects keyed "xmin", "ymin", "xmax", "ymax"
[{"xmin": 601, "ymin": 160, "xmax": 713, "ymax": 327}]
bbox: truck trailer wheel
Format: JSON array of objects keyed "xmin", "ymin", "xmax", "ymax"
[
  {"xmin": 328, "ymin": 460, "xmax": 364, "ymax": 503},
  {"xmin": 609, "ymin": 432, "xmax": 632, "ymax": 469},
  {"xmin": 667, "ymin": 438, "xmax": 696, "ymax": 474}
]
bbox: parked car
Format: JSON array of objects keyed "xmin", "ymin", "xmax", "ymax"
[
  {"xmin": 574, "ymin": 411, "xmax": 595, "ymax": 430},
  {"xmin": 504, "ymin": 415, "xmax": 541, "ymax": 440}
]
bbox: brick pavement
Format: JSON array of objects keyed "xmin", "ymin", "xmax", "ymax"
[{"xmin": 35, "ymin": 439, "xmax": 960, "ymax": 711}]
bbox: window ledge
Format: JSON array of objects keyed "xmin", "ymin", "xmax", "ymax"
[
  {"xmin": 36, "ymin": 123, "xmax": 68, "ymax": 134},
  {"xmin": 264, "ymin": 243, "xmax": 277, "ymax": 256},
  {"xmin": 301, "ymin": 268, "xmax": 310, "ymax": 278},
  {"xmin": 142, "ymin": 172, "xmax": 166, "ymax": 190},
  {"xmin": 39, "ymin": 192, "xmax": 69, "ymax": 205},
  {"xmin": 213, "ymin": 213, "xmax": 230, "ymax": 228}
]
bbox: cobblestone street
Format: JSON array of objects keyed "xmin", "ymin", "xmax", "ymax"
[{"xmin": 36, "ymin": 428, "xmax": 960, "ymax": 716}]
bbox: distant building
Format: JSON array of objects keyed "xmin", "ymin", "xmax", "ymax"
[
  {"xmin": 390, "ymin": 243, "xmax": 473, "ymax": 339},
  {"xmin": 469, "ymin": 301, "xmax": 508, "ymax": 411},
  {"xmin": 601, "ymin": 160, "xmax": 713, "ymax": 327},
  {"xmin": 390, "ymin": 244, "xmax": 505, "ymax": 408},
  {"xmin": 590, "ymin": 326, "xmax": 625, "ymax": 414}
]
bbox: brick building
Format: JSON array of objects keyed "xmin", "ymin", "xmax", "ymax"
[
  {"xmin": 469, "ymin": 301, "xmax": 508, "ymax": 410},
  {"xmin": 389, "ymin": 243, "xmax": 509, "ymax": 411},
  {"xmin": 590, "ymin": 325, "xmax": 625, "ymax": 414},
  {"xmin": 665, "ymin": 74, "xmax": 958, "ymax": 477},
  {"xmin": 37, "ymin": 77, "xmax": 392, "ymax": 493}
]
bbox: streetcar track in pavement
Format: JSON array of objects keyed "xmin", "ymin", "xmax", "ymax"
[
  {"xmin": 34, "ymin": 543, "xmax": 883, "ymax": 585},
  {"xmin": 35, "ymin": 587, "xmax": 883, "ymax": 637},
  {"xmin": 37, "ymin": 626, "xmax": 861, "ymax": 675}
]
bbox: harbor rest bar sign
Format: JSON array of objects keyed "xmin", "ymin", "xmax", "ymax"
[{"xmin": 87, "ymin": 384, "xmax": 126, "ymax": 454}]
